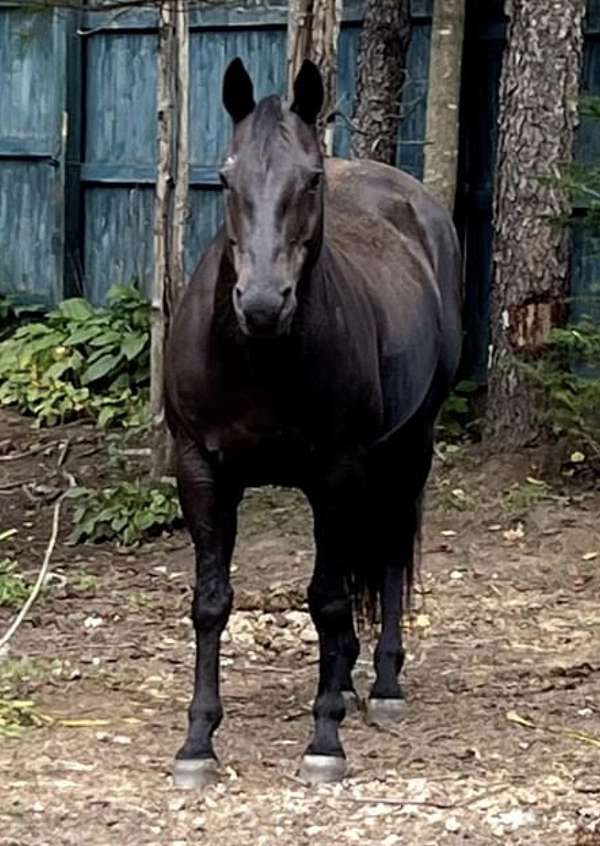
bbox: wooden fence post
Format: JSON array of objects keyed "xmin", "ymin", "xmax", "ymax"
[
  {"xmin": 151, "ymin": 0, "xmax": 189, "ymax": 477},
  {"xmin": 287, "ymin": 0, "xmax": 342, "ymax": 154}
]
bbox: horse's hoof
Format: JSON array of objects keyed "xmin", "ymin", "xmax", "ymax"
[
  {"xmin": 172, "ymin": 757, "xmax": 219, "ymax": 790},
  {"xmin": 342, "ymin": 690, "xmax": 361, "ymax": 716},
  {"xmin": 298, "ymin": 754, "xmax": 347, "ymax": 784},
  {"xmin": 366, "ymin": 697, "xmax": 408, "ymax": 726}
]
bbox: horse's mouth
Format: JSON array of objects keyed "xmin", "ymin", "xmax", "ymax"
[
  {"xmin": 238, "ymin": 321, "xmax": 292, "ymax": 340},
  {"xmin": 235, "ymin": 305, "xmax": 296, "ymax": 339}
]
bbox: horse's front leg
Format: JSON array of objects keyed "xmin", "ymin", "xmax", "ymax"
[
  {"xmin": 172, "ymin": 437, "xmax": 240, "ymax": 789},
  {"xmin": 299, "ymin": 471, "xmax": 362, "ymax": 784}
]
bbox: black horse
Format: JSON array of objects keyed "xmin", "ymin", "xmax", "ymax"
[{"xmin": 166, "ymin": 58, "xmax": 462, "ymax": 788}]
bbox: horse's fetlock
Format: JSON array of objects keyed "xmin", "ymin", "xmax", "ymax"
[
  {"xmin": 192, "ymin": 585, "xmax": 233, "ymax": 631},
  {"xmin": 189, "ymin": 701, "xmax": 223, "ymax": 728},
  {"xmin": 375, "ymin": 642, "xmax": 405, "ymax": 670}
]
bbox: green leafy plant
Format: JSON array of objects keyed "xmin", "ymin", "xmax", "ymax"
[
  {"xmin": 502, "ymin": 478, "xmax": 559, "ymax": 517},
  {"xmin": 437, "ymin": 380, "xmax": 482, "ymax": 442},
  {"xmin": 521, "ymin": 322, "xmax": 600, "ymax": 459},
  {"xmin": 0, "ymin": 698, "xmax": 43, "ymax": 738},
  {"xmin": 68, "ymin": 480, "xmax": 182, "ymax": 546},
  {"xmin": 0, "ymin": 294, "xmax": 45, "ymax": 341},
  {"xmin": 0, "ymin": 285, "xmax": 150, "ymax": 427},
  {"xmin": 0, "ymin": 559, "xmax": 32, "ymax": 609}
]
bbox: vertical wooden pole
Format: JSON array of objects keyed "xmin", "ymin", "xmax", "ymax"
[
  {"xmin": 171, "ymin": 1, "xmax": 190, "ymax": 315},
  {"xmin": 287, "ymin": 0, "xmax": 313, "ymax": 101},
  {"xmin": 151, "ymin": 0, "xmax": 189, "ymax": 477},
  {"xmin": 151, "ymin": 0, "xmax": 175, "ymax": 477},
  {"xmin": 422, "ymin": 0, "xmax": 466, "ymax": 210},
  {"xmin": 287, "ymin": 0, "xmax": 342, "ymax": 154}
]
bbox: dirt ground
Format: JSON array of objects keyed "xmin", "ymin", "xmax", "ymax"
[{"xmin": 0, "ymin": 407, "xmax": 599, "ymax": 846}]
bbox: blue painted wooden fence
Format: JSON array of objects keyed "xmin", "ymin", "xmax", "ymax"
[
  {"xmin": 0, "ymin": 6, "xmax": 68, "ymax": 304},
  {"xmin": 0, "ymin": 0, "xmax": 599, "ymax": 382},
  {"xmin": 0, "ymin": 0, "xmax": 433, "ymax": 306}
]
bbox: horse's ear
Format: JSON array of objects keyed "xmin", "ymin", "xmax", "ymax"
[
  {"xmin": 291, "ymin": 60, "xmax": 324, "ymax": 126},
  {"xmin": 223, "ymin": 58, "xmax": 256, "ymax": 124}
]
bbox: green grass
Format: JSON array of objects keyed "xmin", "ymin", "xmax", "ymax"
[
  {"xmin": 501, "ymin": 479, "xmax": 559, "ymax": 517},
  {"xmin": 0, "ymin": 560, "xmax": 32, "ymax": 610}
]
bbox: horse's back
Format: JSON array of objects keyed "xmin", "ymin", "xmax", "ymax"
[{"xmin": 324, "ymin": 158, "xmax": 462, "ymax": 416}]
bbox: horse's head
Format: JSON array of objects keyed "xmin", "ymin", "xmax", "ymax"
[{"xmin": 220, "ymin": 58, "xmax": 324, "ymax": 338}]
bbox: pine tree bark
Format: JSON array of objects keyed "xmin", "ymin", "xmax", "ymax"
[
  {"xmin": 287, "ymin": 0, "xmax": 342, "ymax": 153},
  {"xmin": 351, "ymin": 0, "xmax": 411, "ymax": 164},
  {"xmin": 423, "ymin": 0, "xmax": 465, "ymax": 210},
  {"xmin": 486, "ymin": 0, "xmax": 586, "ymax": 449}
]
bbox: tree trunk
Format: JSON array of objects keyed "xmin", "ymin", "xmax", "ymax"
[
  {"xmin": 287, "ymin": 0, "xmax": 342, "ymax": 153},
  {"xmin": 422, "ymin": 0, "xmax": 465, "ymax": 210},
  {"xmin": 486, "ymin": 0, "xmax": 586, "ymax": 449},
  {"xmin": 151, "ymin": 1, "xmax": 189, "ymax": 477},
  {"xmin": 351, "ymin": 0, "xmax": 411, "ymax": 165}
]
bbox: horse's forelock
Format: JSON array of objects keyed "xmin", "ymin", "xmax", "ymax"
[{"xmin": 248, "ymin": 95, "xmax": 315, "ymax": 164}]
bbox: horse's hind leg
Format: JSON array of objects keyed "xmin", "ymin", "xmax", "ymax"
[
  {"xmin": 340, "ymin": 618, "xmax": 361, "ymax": 714},
  {"xmin": 367, "ymin": 424, "xmax": 433, "ymax": 725},
  {"xmin": 172, "ymin": 436, "xmax": 241, "ymax": 789},
  {"xmin": 365, "ymin": 505, "xmax": 415, "ymax": 724}
]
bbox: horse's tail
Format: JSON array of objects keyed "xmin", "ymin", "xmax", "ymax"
[{"xmin": 351, "ymin": 490, "xmax": 424, "ymax": 627}]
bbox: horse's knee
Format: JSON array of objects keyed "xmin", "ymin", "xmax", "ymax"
[
  {"xmin": 192, "ymin": 584, "xmax": 233, "ymax": 633},
  {"xmin": 308, "ymin": 586, "xmax": 352, "ymax": 632}
]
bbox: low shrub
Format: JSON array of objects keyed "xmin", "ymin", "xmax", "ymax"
[
  {"xmin": 68, "ymin": 480, "xmax": 182, "ymax": 546},
  {"xmin": 0, "ymin": 285, "xmax": 149, "ymax": 427}
]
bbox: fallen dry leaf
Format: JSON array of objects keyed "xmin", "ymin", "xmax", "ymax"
[{"xmin": 503, "ymin": 523, "xmax": 525, "ymax": 542}]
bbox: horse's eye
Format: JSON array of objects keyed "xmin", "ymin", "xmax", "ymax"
[
  {"xmin": 307, "ymin": 172, "xmax": 322, "ymax": 192},
  {"xmin": 219, "ymin": 172, "xmax": 230, "ymax": 190}
]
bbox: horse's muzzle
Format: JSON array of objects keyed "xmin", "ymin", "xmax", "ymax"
[{"xmin": 234, "ymin": 286, "xmax": 295, "ymax": 337}]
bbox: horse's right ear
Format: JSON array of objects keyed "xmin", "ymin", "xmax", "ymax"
[{"xmin": 223, "ymin": 58, "xmax": 256, "ymax": 124}]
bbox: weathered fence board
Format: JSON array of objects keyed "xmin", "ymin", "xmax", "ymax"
[{"xmin": 0, "ymin": 7, "xmax": 67, "ymax": 303}]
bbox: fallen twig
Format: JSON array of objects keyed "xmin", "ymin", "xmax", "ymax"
[
  {"xmin": 0, "ymin": 441, "xmax": 61, "ymax": 462},
  {"xmin": 0, "ymin": 452, "xmax": 76, "ymax": 650},
  {"xmin": 0, "ymin": 499, "xmax": 62, "ymax": 651},
  {"xmin": 506, "ymin": 710, "xmax": 600, "ymax": 748},
  {"xmin": 0, "ymin": 481, "xmax": 26, "ymax": 492},
  {"xmin": 57, "ymin": 437, "xmax": 71, "ymax": 468},
  {"xmin": 343, "ymin": 783, "xmax": 507, "ymax": 811}
]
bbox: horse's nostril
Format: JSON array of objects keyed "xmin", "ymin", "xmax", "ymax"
[
  {"xmin": 281, "ymin": 286, "xmax": 293, "ymax": 301},
  {"xmin": 233, "ymin": 286, "xmax": 243, "ymax": 301}
]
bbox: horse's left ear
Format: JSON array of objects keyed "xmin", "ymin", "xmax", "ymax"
[
  {"xmin": 291, "ymin": 60, "xmax": 324, "ymax": 125},
  {"xmin": 223, "ymin": 58, "xmax": 256, "ymax": 124}
]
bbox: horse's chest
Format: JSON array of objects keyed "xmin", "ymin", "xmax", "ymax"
[
  {"xmin": 202, "ymin": 391, "xmax": 314, "ymax": 479},
  {"xmin": 207, "ymin": 418, "xmax": 314, "ymax": 485}
]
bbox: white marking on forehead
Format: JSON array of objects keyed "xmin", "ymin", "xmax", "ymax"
[{"xmin": 222, "ymin": 155, "xmax": 237, "ymax": 171}]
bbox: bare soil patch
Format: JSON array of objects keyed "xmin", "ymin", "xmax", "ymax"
[{"xmin": 1, "ymin": 409, "xmax": 599, "ymax": 845}]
